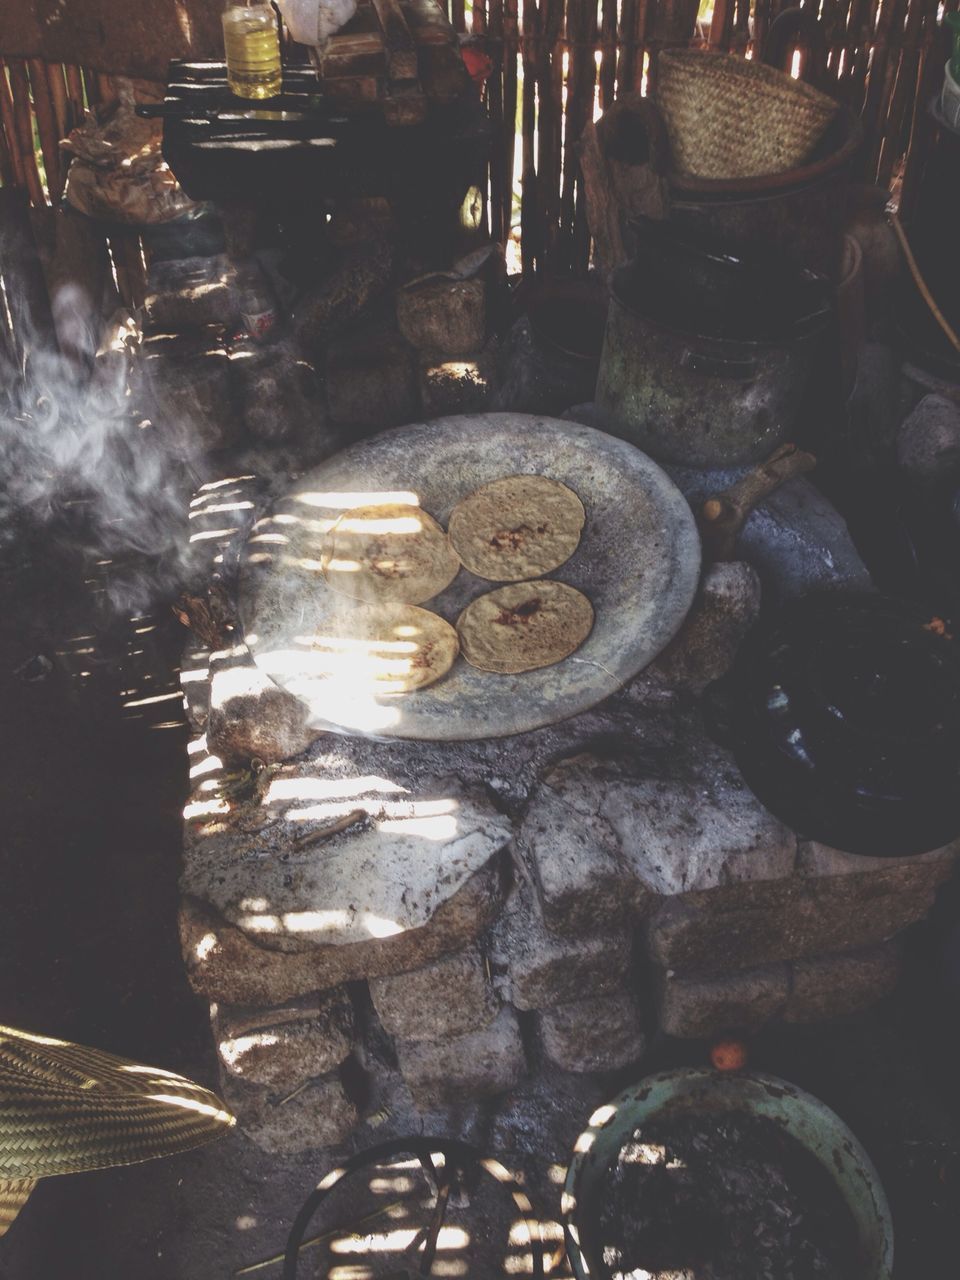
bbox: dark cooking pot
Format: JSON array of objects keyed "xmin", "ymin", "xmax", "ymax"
[
  {"xmin": 595, "ymin": 242, "xmax": 832, "ymax": 468},
  {"xmin": 705, "ymin": 593, "xmax": 960, "ymax": 856}
]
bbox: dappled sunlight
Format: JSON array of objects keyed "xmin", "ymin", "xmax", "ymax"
[{"xmin": 293, "ymin": 489, "xmax": 421, "ymax": 510}]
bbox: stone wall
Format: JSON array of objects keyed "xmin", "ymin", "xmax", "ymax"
[{"xmin": 176, "ymin": 499, "xmax": 958, "ymax": 1150}]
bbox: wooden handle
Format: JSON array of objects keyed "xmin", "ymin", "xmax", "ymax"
[{"xmin": 700, "ymin": 442, "xmax": 817, "ymax": 561}]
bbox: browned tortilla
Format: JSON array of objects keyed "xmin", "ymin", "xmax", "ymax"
[
  {"xmin": 456, "ymin": 581, "xmax": 594, "ymax": 673},
  {"xmin": 323, "ymin": 503, "xmax": 460, "ymax": 605},
  {"xmin": 447, "ymin": 475, "xmax": 585, "ymax": 581}
]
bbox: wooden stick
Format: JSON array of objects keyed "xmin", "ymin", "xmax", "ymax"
[
  {"xmin": 27, "ymin": 59, "xmax": 61, "ymax": 201},
  {"xmin": 487, "ymin": 0, "xmax": 506, "ymax": 242},
  {"xmin": 539, "ymin": 0, "xmax": 563, "ymax": 268},
  {"xmin": 599, "ymin": 0, "xmax": 618, "ymax": 110},
  {"xmin": 5, "ymin": 60, "xmax": 46, "ymax": 207},
  {"xmin": 451, "ymin": 0, "xmax": 466, "ymax": 31},
  {"xmin": 876, "ymin": 0, "xmax": 931, "ymax": 188},
  {"xmin": 0, "ymin": 111, "xmax": 14, "ymax": 187},
  {"xmin": 64, "ymin": 64, "xmax": 85, "ymax": 129},
  {"xmin": 862, "ymin": 0, "xmax": 909, "ymax": 177},
  {"xmin": 502, "ymin": 0, "xmax": 520, "ymax": 246},
  {"xmin": 700, "ymin": 444, "xmax": 817, "ymax": 561},
  {"xmin": 617, "ymin": 0, "xmax": 636, "ymax": 93},
  {"xmin": 753, "ymin": 0, "xmax": 774, "ymax": 62},
  {"xmin": 0, "ymin": 63, "xmax": 25, "ymax": 189},
  {"xmin": 520, "ymin": 0, "xmax": 539, "ymax": 276},
  {"xmin": 898, "ymin": 2, "xmax": 944, "ymax": 222},
  {"xmin": 81, "ymin": 67, "xmax": 101, "ymax": 108},
  {"xmin": 889, "ymin": 210, "xmax": 960, "ymax": 355},
  {"xmin": 45, "ymin": 63, "xmax": 69, "ymax": 140},
  {"xmin": 708, "ymin": 0, "xmax": 734, "ymax": 50}
]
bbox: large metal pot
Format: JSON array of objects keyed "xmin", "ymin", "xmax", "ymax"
[
  {"xmin": 667, "ymin": 107, "xmax": 864, "ymax": 281},
  {"xmin": 564, "ymin": 1069, "xmax": 894, "ymax": 1280},
  {"xmin": 596, "ymin": 254, "xmax": 831, "ymax": 468}
]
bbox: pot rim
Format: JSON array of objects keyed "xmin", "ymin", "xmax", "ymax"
[
  {"xmin": 563, "ymin": 1066, "xmax": 894, "ymax": 1280},
  {"xmin": 608, "ymin": 260, "xmax": 831, "ymax": 347}
]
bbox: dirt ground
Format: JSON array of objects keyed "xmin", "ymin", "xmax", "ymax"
[{"xmin": 0, "ymin": 532, "xmax": 958, "ymax": 1279}]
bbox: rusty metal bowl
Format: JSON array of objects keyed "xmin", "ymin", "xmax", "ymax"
[{"xmin": 564, "ymin": 1068, "xmax": 893, "ymax": 1280}]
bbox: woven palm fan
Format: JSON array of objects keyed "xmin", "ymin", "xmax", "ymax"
[{"xmin": 0, "ymin": 1023, "xmax": 234, "ymax": 1236}]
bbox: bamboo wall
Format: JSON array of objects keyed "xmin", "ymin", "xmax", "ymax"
[{"xmin": 0, "ymin": 0, "xmax": 955, "ymax": 293}]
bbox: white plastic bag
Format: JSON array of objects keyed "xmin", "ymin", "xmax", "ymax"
[{"xmin": 275, "ymin": 0, "xmax": 358, "ymax": 46}]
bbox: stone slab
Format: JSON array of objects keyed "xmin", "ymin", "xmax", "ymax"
[
  {"xmin": 180, "ymin": 847, "xmax": 503, "ymax": 1005},
  {"xmin": 646, "ymin": 883, "xmax": 938, "ymax": 977},
  {"xmin": 181, "ymin": 754, "xmax": 512, "ymax": 954},
  {"xmin": 488, "ymin": 878, "xmax": 632, "ymax": 1011},
  {"xmin": 205, "ymin": 645, "xmax": 323, "ymax": 767},
  {"xmin": 218, "ymin": 1068, "xmax": 357, "ymax": 1154},
  {"xmin": 394, "ymin": 1005, "xmax": 527, "ymax": 1106},
  {"xmin": 538, "ymin": 990, "xmax": 646, "ymax": 1073},
  {"xmin": 644, "ymin": 560, "xmax": 761, "ymax": 695},
  {"xmin": 658, "ymin": 965, "xmax": 789, "ymax": 1038},
  {"xmin": 213, "ymin": 988, "xmax": 354, "ymax": 1090},
  {"xmin": 798, "ymin": 839, "xmax": 959, "ymax": 893},
  {"xmin": 525, "ymin": 739, "xmax": 796, "ymax": 937},
  {"xmin": 368, "ymin": 946, "xmax": 498, "ymax": 1040},
  {"xmin": 785, "ymin": 943, "xmax": 902, "ymax": 1023}
]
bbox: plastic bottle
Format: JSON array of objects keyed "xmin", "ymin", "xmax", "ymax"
[
  {"xmin": 235, "ymin": 260, "xmax": 280, "ymax": 343},
  {"xmin": 223, "ymin": 0, "xmax": 282, "ymax": 100}
]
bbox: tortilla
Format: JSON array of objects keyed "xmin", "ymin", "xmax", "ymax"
[
  {"xmin": 447, "ymin": 475, "xmax": 586, "ymax": 581},
  {"xmin": 305, "ymin": 602, "xmax": 459, "ymax": 694},
  {"xmin": 323, "ymin": 503, "xmax": 460, "ymax": 605},
  {"xmin": 457, "ymin": 581, "xmax": 594, "ymax": 674}
]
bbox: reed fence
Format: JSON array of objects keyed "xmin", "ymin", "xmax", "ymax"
[{"xmin": 0, "ymin": 0, "xmax": 955, "ymax": 294}]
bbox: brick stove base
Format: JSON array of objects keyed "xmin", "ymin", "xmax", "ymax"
[{"xmin": 177, "ymin": 499, "xmax": 958, "ymax": 1150}]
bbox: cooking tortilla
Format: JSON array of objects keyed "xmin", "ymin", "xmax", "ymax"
[
  {"xmin": 306, "ymin": 602, "xmax": 459, "ymax": 694},
  {"xmin": 457, "ymin": 581, "xmax": 594, "ymax": 674},
  {"xmin": 447, "ymin": 475, "xmax": 586, "ymax": 581},
  {"xmin": 323, "ymin": 503, "xmax": 460, "ymax": 605}
]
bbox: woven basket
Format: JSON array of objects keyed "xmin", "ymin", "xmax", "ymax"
[{"xmin": 656, "ymin": 49, "xmax": 839, "ymax": 181}]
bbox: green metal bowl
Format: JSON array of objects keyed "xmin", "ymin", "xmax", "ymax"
[{"xmin": 563, "ymin": 1067, "xmax": 894, "ymax": 1280}]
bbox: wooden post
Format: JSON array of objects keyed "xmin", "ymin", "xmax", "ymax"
[
  {"xmin": 27, "ymin": 59, "xmax": 62, "ymax": 201},
  {"xmin": 5, "ymin": 60, "xmax": 46, "ymax": 207}
]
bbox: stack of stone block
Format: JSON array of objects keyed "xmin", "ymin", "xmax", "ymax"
[{"xmin": 176, "ymin": 482, "xmax": 957, "ymax": 1153}]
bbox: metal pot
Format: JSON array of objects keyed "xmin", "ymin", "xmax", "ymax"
[
  {"xmin": 667, "ymin": 107, "xmax": 864, "ymax": 281},
  {"xmin": 564, "ymin": 1069, "xmax": 893, "ymax": 1280},
  {"xmin": 596, "ymin": 255, "xmax": 831, "ymax": 468}
]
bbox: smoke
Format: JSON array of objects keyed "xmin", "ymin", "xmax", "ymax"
[{"xmin": 0, "ymin": 273, "xmax": 204, "ymax": 620}]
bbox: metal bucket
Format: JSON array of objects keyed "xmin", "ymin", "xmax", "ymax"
[
  {"xmin": 595, "ymin": 257, "xmax": 831, "ymax": 468},
  {"xmin": 563, "ymin": 1068, "xmax": 894, "ymax": 1280}
]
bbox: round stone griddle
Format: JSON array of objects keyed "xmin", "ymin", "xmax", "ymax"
[{"xmin": 238, "ymin": 413, "xmax": 701, "ymax": 740}]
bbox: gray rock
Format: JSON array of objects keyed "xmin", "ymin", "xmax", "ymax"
[
  {"xmin": 785, "ymin": 943, "xmax": 902, "ymax": 1023},
  {"xmin": 218, "ymin": 1068, "xmax": 357, "ymax": 1153},
  {"xmin": 897, "ymin": 394, "xmax": 960, "ymax": 483},
  {"xmin": 538, "ymin": 990, "xmax": 646, "ymax": 1073},
  {"xmin": 394, "ymin": 1006, "xmax": 527, "ymax": 1106},
  {"xmin": 419, "ymin": 340, "xmax": 499, "ymax": 418},
  {"xmin": 230, "ymin": 338, "xmax": 323, "ymax": 446},
  {"xmin": 489, "ymin": 878, "xmax": 632, "ymax": 1011},
  {"xmin": 144, "ymin": 254, "xmax": 238, "ymax": 331},
  {"xmin": 292, "ymin": 235, "xmax": 394, "ymax": 356},
  {"xmin": 646, "ymin": 561, "xmax": 761, "ymax": 694},
  {"xmin": 181, "ymin": 755, "xmax": 512, "ymax": 955},
  {"xmin": 140, "ymin": 331, "xmax": 243, "ymax": 457},
  {"xmin": 325, "ymin": 324, "xmax": 417, "ymax": 428},
  {"xmin": 205, "ymin": 644, "xmax": 323, "ymax": 766},
  {"xmin": 369, "ymin": 946, "xmax": 498, "ymax": 1041},
  {"xmin": 798, "ymin": 838, "xmax": 959, "ymax": 894},
  {"xmin": 397, "ymin": 275, "xmax": 487, "ymax": 356},
  {"xmin": 213, "ymin": 988, "xmax": 354, "ymax": 1088},
  {"xmin": 180, "ymin": 852, "xmax": 504, "ymax": 1005},
  {"xmin": 646, "ymin": 881, "xmax": 938, "ymax": 978},
  {"xmin": 658, "ymin": 965, "xmax": 789, "ymax": 1038}
]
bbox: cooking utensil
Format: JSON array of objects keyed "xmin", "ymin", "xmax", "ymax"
[
  {"xmin": 705, "ymin": 592, "xmax": 960, "ymax": 856},
  {"xmin": 238, "ymin": 412, "xmax": 701, "ymax": 740}
]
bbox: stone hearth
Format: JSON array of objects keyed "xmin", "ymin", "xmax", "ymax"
[{"xmin": 177, "ymin": 464, "xmax": 958, "ymax": 1151}]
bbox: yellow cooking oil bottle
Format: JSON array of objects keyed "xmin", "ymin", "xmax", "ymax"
[{"xmin": 223, "ymin": 0, "xmax": 282, "ymax": 99}]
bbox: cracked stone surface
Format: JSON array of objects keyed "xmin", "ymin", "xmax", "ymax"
[
  {"xmin": 538, "ymin": 990, "xmax": 646, "ymax": 1073},
  {"xmin": 658, "ymin": 965, "xmax": 790, "ymax": 1038},
  {"xmin": 218, "ymin": 1068, "xmax": 358, "ymax": 1154},
  {"xmin": 213, "ymin": 988, "xmax": 354, "ymax": 1089},
  {"xmin": 368, "ymin": 946, "xmax": 499, "ymax": 1041},
  {"xmin": 182, "ymin": 754, "xmax": 513, "ymax": 954},
  {"xmin": 393, "ymin": 1005, "xmax": 527, "ymax": 1105}
]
